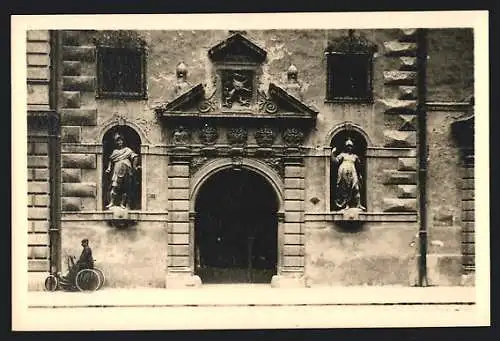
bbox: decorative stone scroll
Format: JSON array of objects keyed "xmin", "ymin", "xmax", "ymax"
[{"xmin": 257, "ymin": 90, "xmax": 278, "ymax": 113}]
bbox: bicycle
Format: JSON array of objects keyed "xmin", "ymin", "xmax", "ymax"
[{"xmin": 44, "ymin": 257, "xmax": 105, "ymax": 292}]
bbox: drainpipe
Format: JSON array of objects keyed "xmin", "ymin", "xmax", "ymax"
[
  {"xmin": 48, "ymin": 30, "xmax": 61, "ymax": 274},
  {"xmin": 416, "ymin": 29, "xmax": 428, "ymax": 286}
]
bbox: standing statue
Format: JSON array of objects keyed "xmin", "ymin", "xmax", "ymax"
[
  {"xmin": 105, "ymin": 132, "xmax": 141, "ymax": 209},
  {"xmin": 331, "ymin": 138, "xmax": 365, "ymax": 211}
]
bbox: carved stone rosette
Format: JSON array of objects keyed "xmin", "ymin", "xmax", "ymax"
[
  {"xmin": 227, "ymin": 127, "xmax": 248, "ymax": 147},
  {"xmin": 255, "ymin": 126, "xmax": 277, "ymax": 148},
  {"xmin": 282, "ymin": 127, "xmax": 305, "ymax": 147},
  {"xmin": 199, "ymin": 124, "xmax": 219, "ymax": 146}
]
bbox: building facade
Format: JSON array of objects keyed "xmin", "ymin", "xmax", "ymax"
[{"xmin": 26, "ymin": 28, "xmax": 475, "ymax": 290}]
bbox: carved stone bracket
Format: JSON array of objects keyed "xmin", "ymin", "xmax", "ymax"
[
  {"xmin": 282, "ymin": 127, "xmax": 305, "ymax": 147},
  {"xmin": 190, "ymin": 156, "xmax": 210, "ymax": 176},
  {"xmin": 262, "ymin": 157, "xmax": 284, "ymax": 179},
  {"xmin": 199, "ymin": 124, "xmax": 219, "ymax": 146},
  {"xmin": 172, "ymin": 125, "xmax": 191, "ymax": 146},
  {"xmin": 227, "ymin": 127, "xmax": 248, "ymax": 147},
  {"xmin": 255, "ymin": 126, "xmax": 277, "ymax": 148}
]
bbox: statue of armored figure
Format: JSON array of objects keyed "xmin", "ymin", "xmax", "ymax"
[
  {"xmin": 331, "ymin": 138, "xmax": 365, "ymax": 211},
  {"xmin": 105, "ymin": 132, "xmax": 141, "ymax": 209}
]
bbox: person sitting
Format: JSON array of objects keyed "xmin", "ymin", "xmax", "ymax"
[{"xmin": 61, "ymin": 239, "xmax": 94, "ymax": 286}]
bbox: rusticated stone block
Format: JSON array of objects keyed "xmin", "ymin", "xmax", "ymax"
[
  {"xmin": 383, "ymin": 130, "xmax": 416, "ymax": 147},
  {"xmin": 399, "ymin": 86, "xmax": 417, "ymax": 100},
  {"xmin": 384, "ymin": 71, "xmax": 417, "ymax": 85},
  {"xmin": 383, "ymin": 198, "xmax": 417, "ymax": 212},
  {"xmin": 398, "ymin": 114, "xmax": 417, "ymax": 131},
  {"xmin": 60, "ymin": 109, "xmax": 97, "ymax": 126},
  {"xmin": 376, "ymin": 99, "xmax": 416, "ymax": 114},
  {"xmin": 27, "ymin": 42, "xmax": 50, "ymax": 54},
  {"xmin": 62, "ymin": 183, "xmax": 96, "ymax": 197},
  {"xmin": 62, "ymin": 61, "xmax": 82, "ymax": 76},
  {"xmin": 462, "ymin": 178, "xmax": 475, "ymax": 189},
  {"xmin": 61, "ymin": 197, "xmax": 82, "ymax": 211},
  {"xmin": 384, "ymin": 41, "xmax": 417, "ymax": 56},
  {"xmin": 400, "ymin": 28, "xmax": 418, "ymax": 40},
  {"xmin": 62, "ymin": 153, "xmax": 96, "ymax": 169},
  {"xmin": 27, "ymin": 30, "xmax": 50, "ymax": 41},
  {"xmin": 384, "ymin": 170, "xmax": 417, "ymax": 185},
  {"xmin": 398, "ymin": 157, "xmax": 417, "ymax": 171},
  {"xmin": 61, "ymin": 31, "xmax": 81, "ymax": 46},
  {"xmin": 27, "ymin": 54, "xmax": 50, "ymax": 67},
  {"xmin": 61, "ymin": 126, "xmax": 81, "ymax": 143},
  {"xmin": 62, "ymin": 168, "xmax": 81, "ymax": 183},
  {"xmin": 62, "ymin": 46, "xmax": 95, "ymax": 62},
  {"xmin": 62, "ymin": 91, "xmax": 81, "ymax": 108},
  {"xmin": 62, "ymin": 76, "xmax": 96, "ymax": 92},
  {"xmin": 396, "ymin": 185, "xmax": 417, "ymax": 198},
  {"xmin": 462, "ymin": 200, "xmax": 475, "ymax": 211},
  {"xmin": 399, "ymin": 57, "xmax": 417, "ymax": 70}
]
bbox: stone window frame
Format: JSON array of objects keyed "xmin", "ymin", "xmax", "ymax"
[
  {"xmin": 325, "ymin": 51, "xmax": 374, "ymax": 104},
  {"xmin": 96, "ymin": 45, "xmax": 148, "ymax": 100}
]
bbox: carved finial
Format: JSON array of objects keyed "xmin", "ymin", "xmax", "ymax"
[
  {"xmin": 176, "ymin": 61, "xmax": 187, "ymax": 78},
  {"xmin": 287, "ymin": 64, "xmax": 298, "ymax": 81}
]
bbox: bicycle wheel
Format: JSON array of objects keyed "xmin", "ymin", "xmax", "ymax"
[
  {"xmin": 93, "ymin": 267, "xmax": 105, "ymax": 290},
  {"xmin": 75, "ymin": 269, "xmax": 101, "ymax": 292},
  {"xmin": 44, "ymin": 275, "xmax": 59, "ymax": 292}
]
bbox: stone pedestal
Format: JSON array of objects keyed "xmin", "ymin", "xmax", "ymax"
[{"xmin": 165, "ymin": 272, "xmax": 202, "ymax": 289}]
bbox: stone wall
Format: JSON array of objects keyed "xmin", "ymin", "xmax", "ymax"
[
  {"xmin": 27, "ymin": 30, "xmax": 52, "ymax": 289},
  {"xmin": 42, "ymin": 28, "xmax": 474, "ymax": 288}
]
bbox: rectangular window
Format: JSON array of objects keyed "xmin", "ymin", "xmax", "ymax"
[
  {"xmin": 326, "ymin": 53, "xmax": 372, "ymax": 103},
  {"xmin": 97, "ymin": 46, "xmax": 147, "ymax": 99}
]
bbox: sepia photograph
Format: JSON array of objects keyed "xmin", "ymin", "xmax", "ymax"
[{"xmin": 11, "ymin": 11, "xmax": 490, "ymax": 330}]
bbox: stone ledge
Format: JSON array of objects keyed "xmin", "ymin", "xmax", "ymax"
[
  {"xmin": 61, "ymin": 211, "xmax": 169, "ymax": 222},
  {"xmin": 304, "ymin": 212, "xmax": 417, "ymax": 222}
]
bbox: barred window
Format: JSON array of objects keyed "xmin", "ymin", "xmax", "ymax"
[
  {"xmin": 97, "ymin": 46, "xmax": 147, "ymax": 99},
  {"xmin": 326, "ymin": 52, "xmax": 373, "ymax": 103}
]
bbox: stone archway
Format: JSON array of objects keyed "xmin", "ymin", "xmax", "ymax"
[{"xmin": 194, "ymin": 167, "xmax": 280, "ymax": 283}]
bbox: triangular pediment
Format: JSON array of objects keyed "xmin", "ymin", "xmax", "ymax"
[
  {"xmin": 208, "ymin": 33, "xmax": 267, "ymax": 63},
  {"xmin": 268, "ymin": 83, "xmax": 319, "ymax": 117},
  {"xmin": 154, "ymin": 83, "xmax": 205, "ymax": 114}
]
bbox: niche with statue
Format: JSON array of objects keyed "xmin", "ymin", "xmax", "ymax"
[
  {"xmin": 330, "ymin": 129, "xmax": 368, "ymax": 215},
  {"xmin": 102, "ymin": 126, "xmax": 142, "ymax": 211}
]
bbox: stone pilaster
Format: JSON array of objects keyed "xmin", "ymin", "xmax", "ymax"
[{"xmin": 272, "ymin": 156, "xmax": 306, "ymax": 287}]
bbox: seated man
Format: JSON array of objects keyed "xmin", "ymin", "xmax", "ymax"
[{"xmin": 62, "ymin": 239, "xmax": 94, "ymax": 285}]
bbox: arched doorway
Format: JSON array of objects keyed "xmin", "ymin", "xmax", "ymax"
[{"xmin": 194, "ymin": 168, "xmax": 279, "ymax": 284}]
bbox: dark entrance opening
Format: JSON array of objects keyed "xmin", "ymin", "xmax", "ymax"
[{"xmin": 195, "ymin": 168, "xmax": 278, "ymax": 284}]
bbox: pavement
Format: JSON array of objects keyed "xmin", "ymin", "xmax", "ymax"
[{"xmin": 26, "ymin": 285, "xmax": 477, "ymax": 308}]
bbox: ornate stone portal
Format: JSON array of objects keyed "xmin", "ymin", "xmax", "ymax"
[{"xmin": 154, "ymin": 32, "xmax": 318, "ymax": 288}]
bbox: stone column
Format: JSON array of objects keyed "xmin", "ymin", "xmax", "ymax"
[
  {"xmin": 165, "ymin": 156, "xmax": 201, "ymax": 288},
  {"xmin": 271, "ymin": 156, "xmax": 306, "ymax": 287}
]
